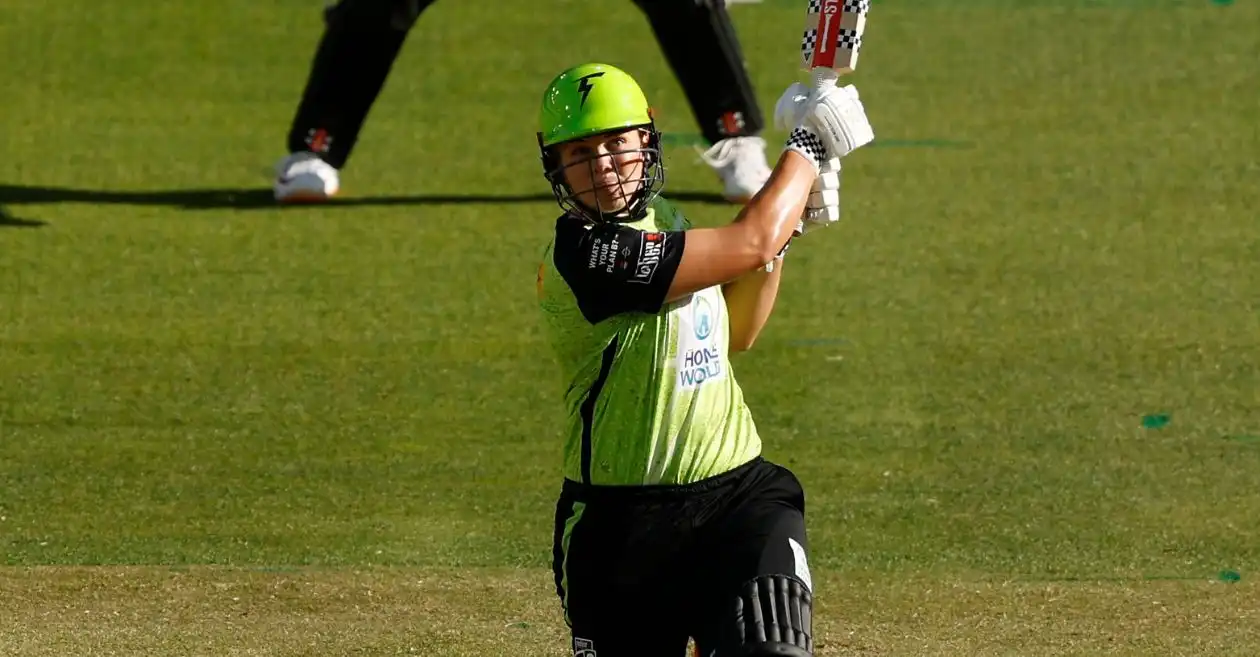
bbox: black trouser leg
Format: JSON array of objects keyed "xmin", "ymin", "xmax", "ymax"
[
  {"xmin": 633, "ymin": 0, "xmax": 765, "ymax": 146},
  {"xmin": 285, "ymin": 0, "xmax": 437, "ymax": 169}
]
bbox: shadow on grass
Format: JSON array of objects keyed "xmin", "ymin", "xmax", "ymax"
[
  {"xmin": 0, "ymin": 204, "xmax": 47, "ymax": 228},
  {"xmin": 0, "ymin": 184, "xmax": 730, "ymax": 215}
]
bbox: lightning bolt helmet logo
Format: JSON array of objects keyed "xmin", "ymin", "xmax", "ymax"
[{"xmin": 576, "ymin": 71, "xmax": 605, "ymax": 107}]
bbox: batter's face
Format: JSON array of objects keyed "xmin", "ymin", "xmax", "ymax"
[{"xmin": 555, "ymin": 128, "xmax": 649, "ymax": 215}]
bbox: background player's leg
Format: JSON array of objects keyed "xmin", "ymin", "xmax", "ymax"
[
  {"xmin": 632, "ymin": 0, "xmax": 764, "ymax": 144},
  {"xmin": 276, "ymin": 0, "xmax": 435, "ymax": 202},
  {"xmin": 631, "ymin": 0, "xmax": 772, "ymax": 203},
  {"xmin": 692, "ymin": 462, "xmax": 815, "ymax": 656},
  {"xmin": 286, "ymin": 0, "xmax": 434, "ymax": 168}
]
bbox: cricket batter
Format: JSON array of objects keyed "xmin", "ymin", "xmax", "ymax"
[
  {"xmin": 274, "ymin": 0, "xmax": 776, "ymax": 204},
  {"xmin": 534, "ymin": 63, "xmax": 873, "ymax": 656}
]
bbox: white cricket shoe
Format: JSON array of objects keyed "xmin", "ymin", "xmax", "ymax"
[
  {"xmin": 698, "ymin": 136, "xmax": 773, "ymax": 204},
  {"xmin": 273, "ymin": 152, "xmax": 340, "ymax": 203}
]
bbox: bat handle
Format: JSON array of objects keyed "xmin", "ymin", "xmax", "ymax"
[{"xmin": 811, "ymin": 67, "xmax": 839, "ymax": 92}]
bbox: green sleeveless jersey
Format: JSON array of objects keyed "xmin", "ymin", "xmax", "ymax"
[{"xmin": 535, "ymin": 196, "xmax": 762, "ymax": 486}]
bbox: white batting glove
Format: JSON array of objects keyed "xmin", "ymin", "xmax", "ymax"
[
  {"xmin": 779, "ymin": 82, "xmax": 874, "ymax": 169},
  {"xmin": 801, "ymin": 159, "xmax": 842, "ymax": 234},
  {"xmin": 777, "ymin": 117, "xmax": 843, "ymax": 235},
  {"xmin": 774, "ymin": 82, "xmax": 812, "ymax": 132},
  {"xmin": 775, "ymin": 79, "xmax": 867, "ymax": 236},
  {"xmin": 812, "ymin": 83, "xmax": 875, "ymax": 158}
]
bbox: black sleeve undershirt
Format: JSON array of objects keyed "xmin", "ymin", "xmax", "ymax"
[{"xmin": 551, "ymin": 214, "xmax": 687, "ymax": 324}]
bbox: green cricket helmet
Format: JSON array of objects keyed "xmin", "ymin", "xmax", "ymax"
[{"xmin": 536, "ymin": 63, "xmax": 665, "ymax": 222}]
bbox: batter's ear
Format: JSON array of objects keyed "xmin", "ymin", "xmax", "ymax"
[{"xmin": 642, "ymin": 123, "xmax": 660, "ymax": 149}]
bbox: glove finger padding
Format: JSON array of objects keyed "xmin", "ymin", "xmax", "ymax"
[
  {"xmin": 803, "ymin": 204, "xmax": 840, "ymax": 230},
  {"xmin": 808, "ymin": 189, "xmax": 840, "ymax": 207},
  {"xmin": 812, "ymin": 166, "xmax": 841, "ymax": 193},
  {"xmin": 800, "ymin": 159, "xmax": 842, "ymax": 235}
]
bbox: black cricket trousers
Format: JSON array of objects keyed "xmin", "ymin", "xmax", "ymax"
[{"xmin": 552, "ymin": 456, "xmax": 812, "ymax": 657}]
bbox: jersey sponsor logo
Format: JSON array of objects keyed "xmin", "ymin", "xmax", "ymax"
[
  {"xmin": 677, "ymin": 291, "xmax": 725, "ymax": 389},
  {"xmin": 630, "ymin": 232, "xmax": 665, "ymax": 284},
  {"xmin": 586, "ymin": 233, "xmax": 622, "ymax": 275},
  {"xmin": 573, "ymin": 637, "xmax": 597, "ymax": 656},
  {"xmin": 679, "ymin": 346, "xmax": 722, "ymax": 387}
]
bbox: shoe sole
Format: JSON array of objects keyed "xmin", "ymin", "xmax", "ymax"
[{"xmin": 275, "ymin": 187, "xmax": 339, "ymax": 204}]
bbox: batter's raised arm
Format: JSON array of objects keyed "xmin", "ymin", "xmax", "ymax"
[
  {"xmin": 550, "ymin": 146, "xmax": 814, "ymax": 323},
  {"xmin": 667, "ymin": 76, "xmax": 875, "ymax": 303},
  {"xmin": 664, "ymin": 149, "xmax": 818, "ymax": 304},
  {"xmin": 535, "ymin": 62, "xmax": 872, "ymax": 322}
]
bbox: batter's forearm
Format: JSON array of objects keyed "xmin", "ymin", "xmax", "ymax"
[
  {"xmin": 723, "ymin": 258, "xmax": 784, "ymax": 353},
  {"xmin": 666, "ymin": 150, "xmax": 813, "ymax": 303}
]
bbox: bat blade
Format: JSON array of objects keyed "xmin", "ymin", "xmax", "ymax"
[{"xmin": 801, "ymin": 0, "xmax": 869, "ymax": 75}]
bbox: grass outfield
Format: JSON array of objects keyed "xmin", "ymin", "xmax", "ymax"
[
  {"xmin": 2, "ymin": 0, "xmax": 1258, "ymax": 655},
  {"xmin": 2, "ymin": 567, "xmax": 1255, "ymax": 656}
]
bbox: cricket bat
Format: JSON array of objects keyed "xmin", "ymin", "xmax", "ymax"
[
  {"xmin": 800, "ymin": 0, "xmax": 869, "ymax": 221},
  {"xmin": 801, "ymin": 0, "xmax": 867, "ymax": 86}
]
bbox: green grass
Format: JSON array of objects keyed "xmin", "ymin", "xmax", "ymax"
[{"xmin": 2, "ymin": 0, "xmax": 1259, "ymax": 655}]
